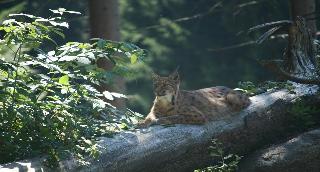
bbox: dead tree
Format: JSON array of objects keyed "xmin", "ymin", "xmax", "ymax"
[
  {"xmin": 250, "ymin": 17, "xmax": 320, "ymax": 84},
  {"xmin": 290, "ymin": 0, "xmax": 317, "ymax": 38}
]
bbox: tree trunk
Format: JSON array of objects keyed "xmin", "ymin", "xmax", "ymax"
[
  {"xmin": 239, "ymin": 129, "xmax": 320, "ymax": 172},
  {"xmin": 286, "ymin": 0, "xmax": 317, "ymax": 74},
  {"xmin": 89, "ymin": 0, "xmax": 126, "ymax": 109},
  {"xmin": 290, "ymin": 0, "xmax": 317, "ymax": 38},
  {"xmin": 89, "ymin": 0, "xmax": 120, "ymax": 40},
  {"xmin": 284, "ymin": 17, "xmax": 318, "ymax": 75}
]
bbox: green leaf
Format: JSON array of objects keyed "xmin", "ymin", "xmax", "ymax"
[
  {"xmin": 49, "ymin": 8, "xmax": 81, "ymax": 15},
  {"xmin": 120, "ymin": 123, "xmax": 129, "ymax": 130},
  {"xmin": 111, "ymin": 92, "xmax": 127, "ymax": 99},
  {"xmin": 9, "ymin": 13, "xmax": 37, "ymax": 19},
  {"xmin": 92, "ymin": 99, "xmax": 106, "ymax": 109},
  {"xmin": 49, "ymin": 21, "xmax": 69, "ymax": 28},
  {"xmin": 51, "ymin": 29, "xmax": 65, "ymax": 39},
  {"xmin": 97, "ymin": 39, "xmax": 107, "ymax": 49},
  {"xmin": 83, "ymin": 139, "xmax": 92, "ymax": 145},
  {"xmin": 130, "ymin": 54, "xmax": 138, "ymax": 64},
  {"xmin": 103, "ymin": 91, "xmax": 114, "ymax": 100},
  {"xmin": 59, "ymin": 75, "xmax": 69, "ymax": 85}
]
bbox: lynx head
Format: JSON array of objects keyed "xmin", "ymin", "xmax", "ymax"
[{"xmin": 152, "ymin": 70, "xmax": 180, "ymax": 97}]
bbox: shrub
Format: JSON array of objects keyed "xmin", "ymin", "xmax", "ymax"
[
  {"xmin": 0, "ymin": 9, "xmax": 145, "ymax": 166},
  {"xmin": 194, "ymin": 139, "xmax": 241, "ymax": 172}
]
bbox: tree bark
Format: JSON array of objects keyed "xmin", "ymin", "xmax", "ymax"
[
  {"xmin": 290, "ymin": 0, "xmax": 317, "ymax": 38},
  {"xmin": 89, "ymin": 0, "xmax": 126, "ymax": 109},
  {"xmin": 89, "ymin": 0, "xmax": 120, "ymax": 40},
  {"xmin": 281, "ymin": 17, "xmax": 319, "ymax": 80},
  {"xmin": 0, "ymin": 83, "xmax": 318, "ymax": 172}
]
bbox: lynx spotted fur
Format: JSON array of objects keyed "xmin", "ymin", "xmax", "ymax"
[{"xmin": 138, "ymin": 70, "xmax": 250, "ymax": 128}]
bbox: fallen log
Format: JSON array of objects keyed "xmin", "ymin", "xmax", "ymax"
[
  {"xmin": 0, "ymin": 83, "xmax": 318, "ymax": 172},
  {"xmin": 238, "ymin": 128, "xmax": 320, "ymax": 172}
]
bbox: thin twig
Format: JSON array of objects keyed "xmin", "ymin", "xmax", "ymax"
[
  {"xmin": 248, "ymin": 20, "xmax": 292, "ymax": 33},
  {"xmin": 208, "ymin": 40, "xmax": 256, "ymax": 52},
  {"xmin": 11, "ymin": 44, "xmax": 22, "ymax": 104},
  {"xmin": 237, "ymin": 1, "xmax": 259, "ymax": 8},
  {"xmin": 208, "ymin": 32, "xmax": 290, "ymax": 52},
  {"xmin": 144, "ymin": 0, "xmax": 224, "ymax": 30}
]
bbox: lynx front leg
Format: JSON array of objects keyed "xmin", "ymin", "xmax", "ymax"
[
  {"xmin": 137, "ymin": 113, "xmax": 158, "ymax": 128},
  {"xmin": 157, "ymin": 114, "xmax": 208, "ymax": 125}
]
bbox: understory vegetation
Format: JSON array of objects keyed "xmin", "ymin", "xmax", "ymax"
[
  {"xmin": 195, "ymin": 139, "xmax": 241, "ymax": 172},
  {"xmin": 237, "ymin": 80, "xmax": 295, "ymax": 96},
  {"xmin": 289, "ymin": 97, "xmax": 320, "ymax": 131},
  {"xmin": 0, "ymin": 9, "xmax": 145, "ymax": 166}
]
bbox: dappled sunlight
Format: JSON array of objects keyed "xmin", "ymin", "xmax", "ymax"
[
  {"xmin": 249, "ymin": 83, "xmax": 319, "ymax": 111},
  {"xmin": 0, "ymin": 161, "xmax": 42, "ymax": 172},
  {"xmin": 248, "ymin": 90, "xmax": 287, "ymax": 110},
  {"xmin": 261, "ymin": 146, "xmax": 287, "ymax": 164},
  {"xmin": 116, "ymin": 132, "xmax": 139, "ymax": 145}
]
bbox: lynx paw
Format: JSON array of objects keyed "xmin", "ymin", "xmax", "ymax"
[
  {"xmin": 136, "ymin": 119, "xmax": 158, "ymax": 128},
  {"xmin": 136, "ymin": 121, "xmax": 149, "ymax": 128}
]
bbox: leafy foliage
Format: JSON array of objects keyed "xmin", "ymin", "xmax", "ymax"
[
  {"xmin": 289, "ymin": 99, "xmax": 320, "ymax": 129},
  {"xmin": 194, "ymin": 139, "xmax": 241, "ymax": 172},
  {"xmin": 0, "ymin": 10, "xmax": 145, "ymax": 166},
  {"xmin": 237, "ymin": 81, "xmax": 295, "ymax": 96}
]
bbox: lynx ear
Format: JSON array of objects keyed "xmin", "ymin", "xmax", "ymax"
[
  {"xmin": 151, "ymin": 72, "xmax": 160, "ymax": 80},
  {"xmin": 169, "ymin": 68, "xmax": 179, "ymax": 81}
]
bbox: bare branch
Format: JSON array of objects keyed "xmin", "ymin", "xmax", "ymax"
[
  {"xmin": 248, "ymin": 20, "xmax": 292, "ymax": 33},
  {"xmin": 144, "ymin": 0, "xmax": 224, "ymax": 30},
  {"xmin": 237, "ymin": 1, "xmax": 259, "ymax": 8},
  {"xmin": 256, "ymin": 26, "xmax": 282, "ymax": 44},
  {"xmin": 208, "ymin": 41, "xmax": 256, "ymax": 52},
  {"xmin": 208, "ymin": 34, "xmax": 291, "ymax": 53}
]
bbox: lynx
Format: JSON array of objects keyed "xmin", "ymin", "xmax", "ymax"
[{"xmin": 138, "ymin": 70, "xmax": 251, "ymax": 128}]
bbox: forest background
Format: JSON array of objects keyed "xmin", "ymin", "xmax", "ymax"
[{"xmin": 1, "ymin": 0, "xmax": 318, "ymax": 114}]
